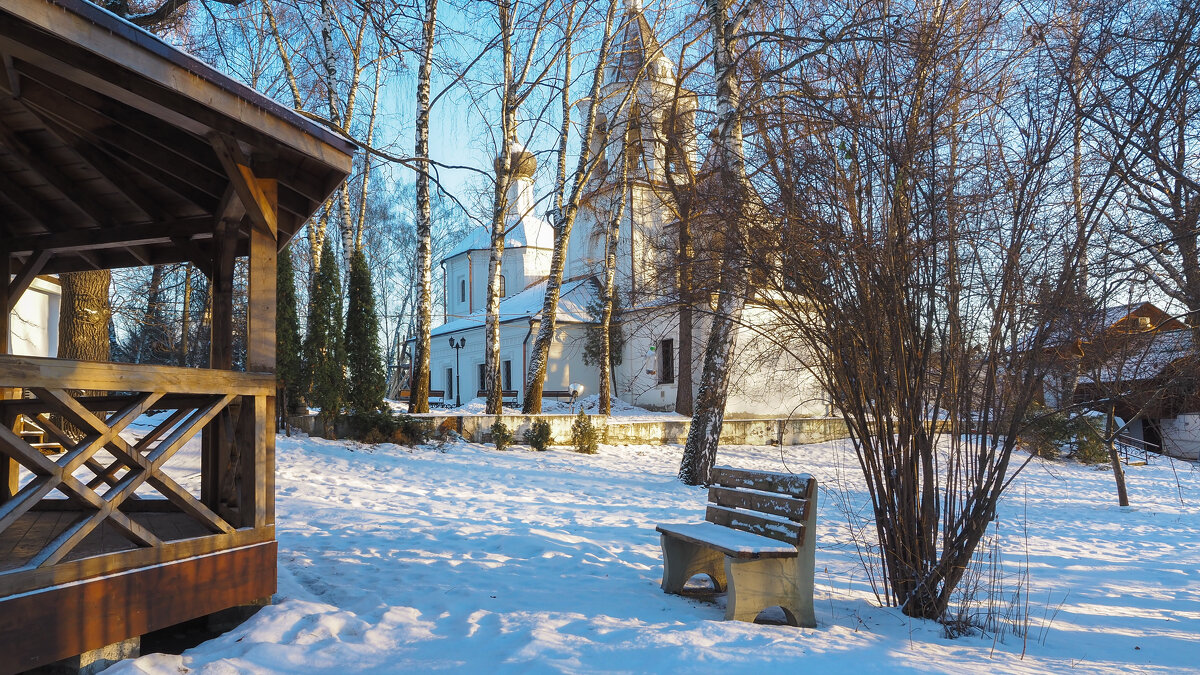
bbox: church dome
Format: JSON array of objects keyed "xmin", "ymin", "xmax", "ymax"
[{"xmin": 494, "ymin": 145, "xmax": 537, "ymax": 179}]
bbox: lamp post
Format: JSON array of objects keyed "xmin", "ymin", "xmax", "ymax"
[{"xmin": 449, "ymin": 337, "xmax": 466, "ymax": 407}]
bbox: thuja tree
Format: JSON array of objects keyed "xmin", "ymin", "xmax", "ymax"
[
  {"xmin": 742, "ymin": 0, "xmax": 1092, "ymax": 620},
  {"xmin": 304, "ymin": 239, "xmax": 346, "ymax": 437},
  {"xmin": 277, "ymin": 245, "xmax": 303, "ymax": 418},
  {"xmin": 345, "ymin": 248, "xmax": 386, "ymax": 413}
]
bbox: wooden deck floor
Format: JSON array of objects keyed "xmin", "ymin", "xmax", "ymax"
[{"xmin": 0, "ymin": 503, "xmax": 212, "ymax": 572}]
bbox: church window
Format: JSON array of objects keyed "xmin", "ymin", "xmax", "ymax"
[
  {"xmin": 659, "ymin": 338, "xmax": 675, "ymax": 384},
  {"xmin": 499, "ymin": 276, "xmax": 507, "ymax": 297},
  {"xmin": 459, "ymin": 279, "xmax": 466, "ymax": 303},
  {"xmin": 502, "ymin": 360, "xmax": 513, "ymax": 390},
  {"xmin": 446, "ymin": 368, "xmax": 454, "ymax": 400},
  {"xmin": 478, "ymin": 363, "xmax": 486, "ymax": 392}
]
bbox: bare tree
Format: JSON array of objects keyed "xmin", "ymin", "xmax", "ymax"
[{"xmin": 739, "ymin": 0, "xmax": 1093, "ymax": 620}]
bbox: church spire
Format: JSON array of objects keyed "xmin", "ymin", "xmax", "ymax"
[{"xmin": 605, "ymin": 0, "xmax": 673, "ymax": 86}]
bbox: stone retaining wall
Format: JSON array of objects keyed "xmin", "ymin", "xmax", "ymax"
[{"xmin": 287, "ymin": 413, "xmax": 851, "ymax": 447}]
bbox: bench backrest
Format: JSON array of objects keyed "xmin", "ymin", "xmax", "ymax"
[
  {"xmin": 706, "ymin": 466, "xmax": 816, "ymax": 547},
  {"xmin": 477, "ymin": 389, "xmax": 518, "ymax": 398}
]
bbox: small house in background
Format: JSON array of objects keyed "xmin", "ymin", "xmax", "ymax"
[
  {"xmin": 7, "ymin": 275, "xmax": 59, "ymax": 358},
  {"xmin": 1044, "ymin": 302, "xmax": 1199, "ymax": 460}
]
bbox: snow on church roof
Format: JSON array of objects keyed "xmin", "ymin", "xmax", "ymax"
[
  {"xmin": 441, "ymin": 217, "xmax": 555, "ymax": 264},
  {"xmin": 431, "ymin": 278, "xmax": 599, "ymax": 337}
]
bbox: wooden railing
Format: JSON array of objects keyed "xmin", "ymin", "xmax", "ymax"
[{"xmin": 0, "ymin": 354, "xmax": 275, "ymax": 596}]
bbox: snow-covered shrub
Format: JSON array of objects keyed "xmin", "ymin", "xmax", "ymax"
[
  {"xmin": 571, "ymin": 410, "xmax": 599, "ymax": 454},
  {"xmin": 523, "ymin": 420, "xmax": 552, "ymax": 451},
  {"xmin": 491, "ymin": 421, "xmax": 515, "ymax": 451}
]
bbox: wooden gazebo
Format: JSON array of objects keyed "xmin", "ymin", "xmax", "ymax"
[{"xmin": 0, "ymin": 0, "xmax": 354, "ymax": 670}]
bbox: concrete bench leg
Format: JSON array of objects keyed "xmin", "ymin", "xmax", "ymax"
[
  {"xmin": 660, "ymin": 535, "xmax": 727, "ymax": 594},
  {"xmin": 724, "ymin": 556, "xmax": 816, "ymax": 628}
]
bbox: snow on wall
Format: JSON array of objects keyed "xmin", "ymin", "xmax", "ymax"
[{"xmin": 1159, "ymin": 414, "xmax": 1200, "ymax": 461}]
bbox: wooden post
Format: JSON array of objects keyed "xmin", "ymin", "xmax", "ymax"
[
  {"xmin": 242, "ymin": 177, "xmax": 276, "ymax": 529},
  {"xmin": 202, "ymin": 220, "xmax": 238, "ymax": 510},
  {"xmin": 0, "ymin": 250, "xmax": 19, "ymax": 501}
]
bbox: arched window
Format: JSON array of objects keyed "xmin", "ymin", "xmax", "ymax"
[
  {"xmin": 459, "ymin": 279, "xmax": 466, "ymax": 303},
  {"xmin": 499, "ymin": 276, "xmax": 507, "ymax": 297}
]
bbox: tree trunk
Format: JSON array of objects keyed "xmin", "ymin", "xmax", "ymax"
[
  {"xmin": 522, "ymin": 1, "xmax": 619, "ymax": 414},
  {"xmin": 58, "ymin": 271, "xmax": 112, "ymax": 363},
  {"xmin": 679, "ymin": 0, "xmax": 753, "ymax": 485},
  {"xmin": 410, "ymin": 0, "xmax": 439, "ymax": 414},
  {"xmin": 674, "ymin": 215, "xmax": 694, "ymax": 416},
  {"xmin": 179, "ymin": 263, "xmax": 192, "ymax": 366},
  {"xmin": 598, "ymin": 155, "xmax": 630, "ymax": 416},
  {"xmin": 484, "ymin": 0, "xmax": 516, "ymax": 415},
  {"xmin": 1107, "ymin": 404, "xmax": 1130, "ymax": 506}
]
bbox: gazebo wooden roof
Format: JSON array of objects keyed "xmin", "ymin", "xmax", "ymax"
[
  {"xmin": 0, "ymin": 0, "xmax": 354, "ymax": 274},
  {"xmin": 0, "ymin": 1, "xmax": 354, "ymax": 671}
]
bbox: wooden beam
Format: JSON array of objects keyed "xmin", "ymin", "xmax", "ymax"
[
  {"xmin": 0, "ymin": 168, "xmax": 71, "ymax": 233},
  {"xmin": 0, "ymin": 124, "xmax": 106, "ymax": 228},
  {"xmin": 210, "ymin": 134, "xmax": 277, "ymax": 238},
  {"xmin": 17, "ymin": 98, "xmax": 161, "ymax": 221},
  {"xmin": 12, "ymin": 65, "xmax": 226, "ymax": 211},
  {"xmin": 17, "ymin": 64, "xmax": 324, "ymax": 224},
  {"xmin": 0, "ymin": 252, "xmax": 17, "ymax": 503},
  {"xmin": 246, "ymin": 181, "xmax": 277, "ymax": 372},
  {"xmin": 0, "ymin": 51, "xmax": 18, "ymax": 97},
  {"xmin": 3, "ymin": 218, "xmax": 212, "ymax": 258},
  {"xmin": 0, "ymin": 540, "xmax": 277, "ymax": 673},
  {"xmin": 5, "ymin": 248, "xmax": 50, "ymax": 313},
  {"xmin": 0, "ymin": 354, "xmax": 274, "ymax": 396}
]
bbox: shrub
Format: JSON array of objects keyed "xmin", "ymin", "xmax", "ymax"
[
  {"xmin": 1018, "ymin": 403, "xmax": 1107, "ymax": 463},
  {"xmin": 491, "ymin": 421, "xmax": 515, "ymax": 451},
  {"xmin": 523, "ymin": 420, "xmax": 553, "ymax": 451},
  {"xmin": 349, "ymin": 409, "xmax": 427, "ymax": 445},
  {"xmin": 571, "ymin": 410, "xmax": 599, "ymax": 454}
]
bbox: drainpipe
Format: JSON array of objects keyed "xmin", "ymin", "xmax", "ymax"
[
  {"xmin": 439, "ymin": 260, "xmax": 447, "ymax": 322},
  {"xmin": 522, "ymin": 317, "xmax": 535, "ymax": 403}
]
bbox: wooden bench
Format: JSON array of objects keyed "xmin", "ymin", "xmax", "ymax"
[
  {"xmin": 398, "ymin": 389, "xmax": 447, "ymax": 406},
  {"xmin": 656, "ymin": 466, "xmax": 817, "ymax": 627},
  {"xmin": 476, "ymin": 389, "xmax": 519, "ymax": 405},
  {"xmin": 542, "ymin": 389, "xmax": 578, "ymax": 402}
]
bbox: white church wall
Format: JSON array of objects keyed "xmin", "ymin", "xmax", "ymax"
[
  {"xmin": 723, "ymin": 306, "xmax": 827, "ymax": 417},
  {"xmin": 616, "ymin": 307, "xmax": 680, "ymax": 411},
  {"xmin": 9, "ymin": 276, "xmax": 60, "ymax": 357}
]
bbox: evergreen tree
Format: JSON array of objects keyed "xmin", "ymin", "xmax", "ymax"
[
  {"xmin": 303, "ymin": 238, "xmax": 346, "ymax": 437},
  {"xmin": 277, "ymin": 245, "xmax": 303, "ymax": 417},
  {"xmin": 345, "ymin": 248, "xmax": 386, "ymax": 413}
]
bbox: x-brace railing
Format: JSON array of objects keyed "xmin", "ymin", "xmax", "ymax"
[{"xmin": 0, "ymin": 388, "xmax": 236, "ymax": 568}]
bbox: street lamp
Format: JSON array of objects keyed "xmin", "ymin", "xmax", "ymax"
[{"xmin": 449, "ymin": 337, "xmax": 466, "ymax": 407}]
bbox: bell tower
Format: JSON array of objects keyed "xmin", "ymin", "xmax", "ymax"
[{"xmin": 567, "ymin": 0, "xmax": 698, "ymax": 298}]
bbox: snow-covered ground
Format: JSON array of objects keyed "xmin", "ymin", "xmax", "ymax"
[{"xmin": 110, "ymin": 431, "xmax": 1200, "ymax": 674}]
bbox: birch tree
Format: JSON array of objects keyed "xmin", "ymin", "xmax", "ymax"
[
  {"xmin": 409, "ymin": 0, "xmax": 440, "ymax": 413},
  {"xmin": 522, "ymin": 0, "xmax": 622, "ymax": 413},
  {"xmin": 479, "ymin": 0, "xmax": 567, "ymax": 414},
  {"xmin": 678, "ymin": 0, "xmax": 759, "ymax": 484}
]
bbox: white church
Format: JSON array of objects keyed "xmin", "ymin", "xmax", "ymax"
[{"xmin": 425, "ymin": 1, "xmax": 826, "ymax": 416}]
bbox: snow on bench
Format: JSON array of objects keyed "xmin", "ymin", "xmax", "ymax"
[{"xmin": 656, "ymin": 466, "xmax": 818, "ymax": 627}]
